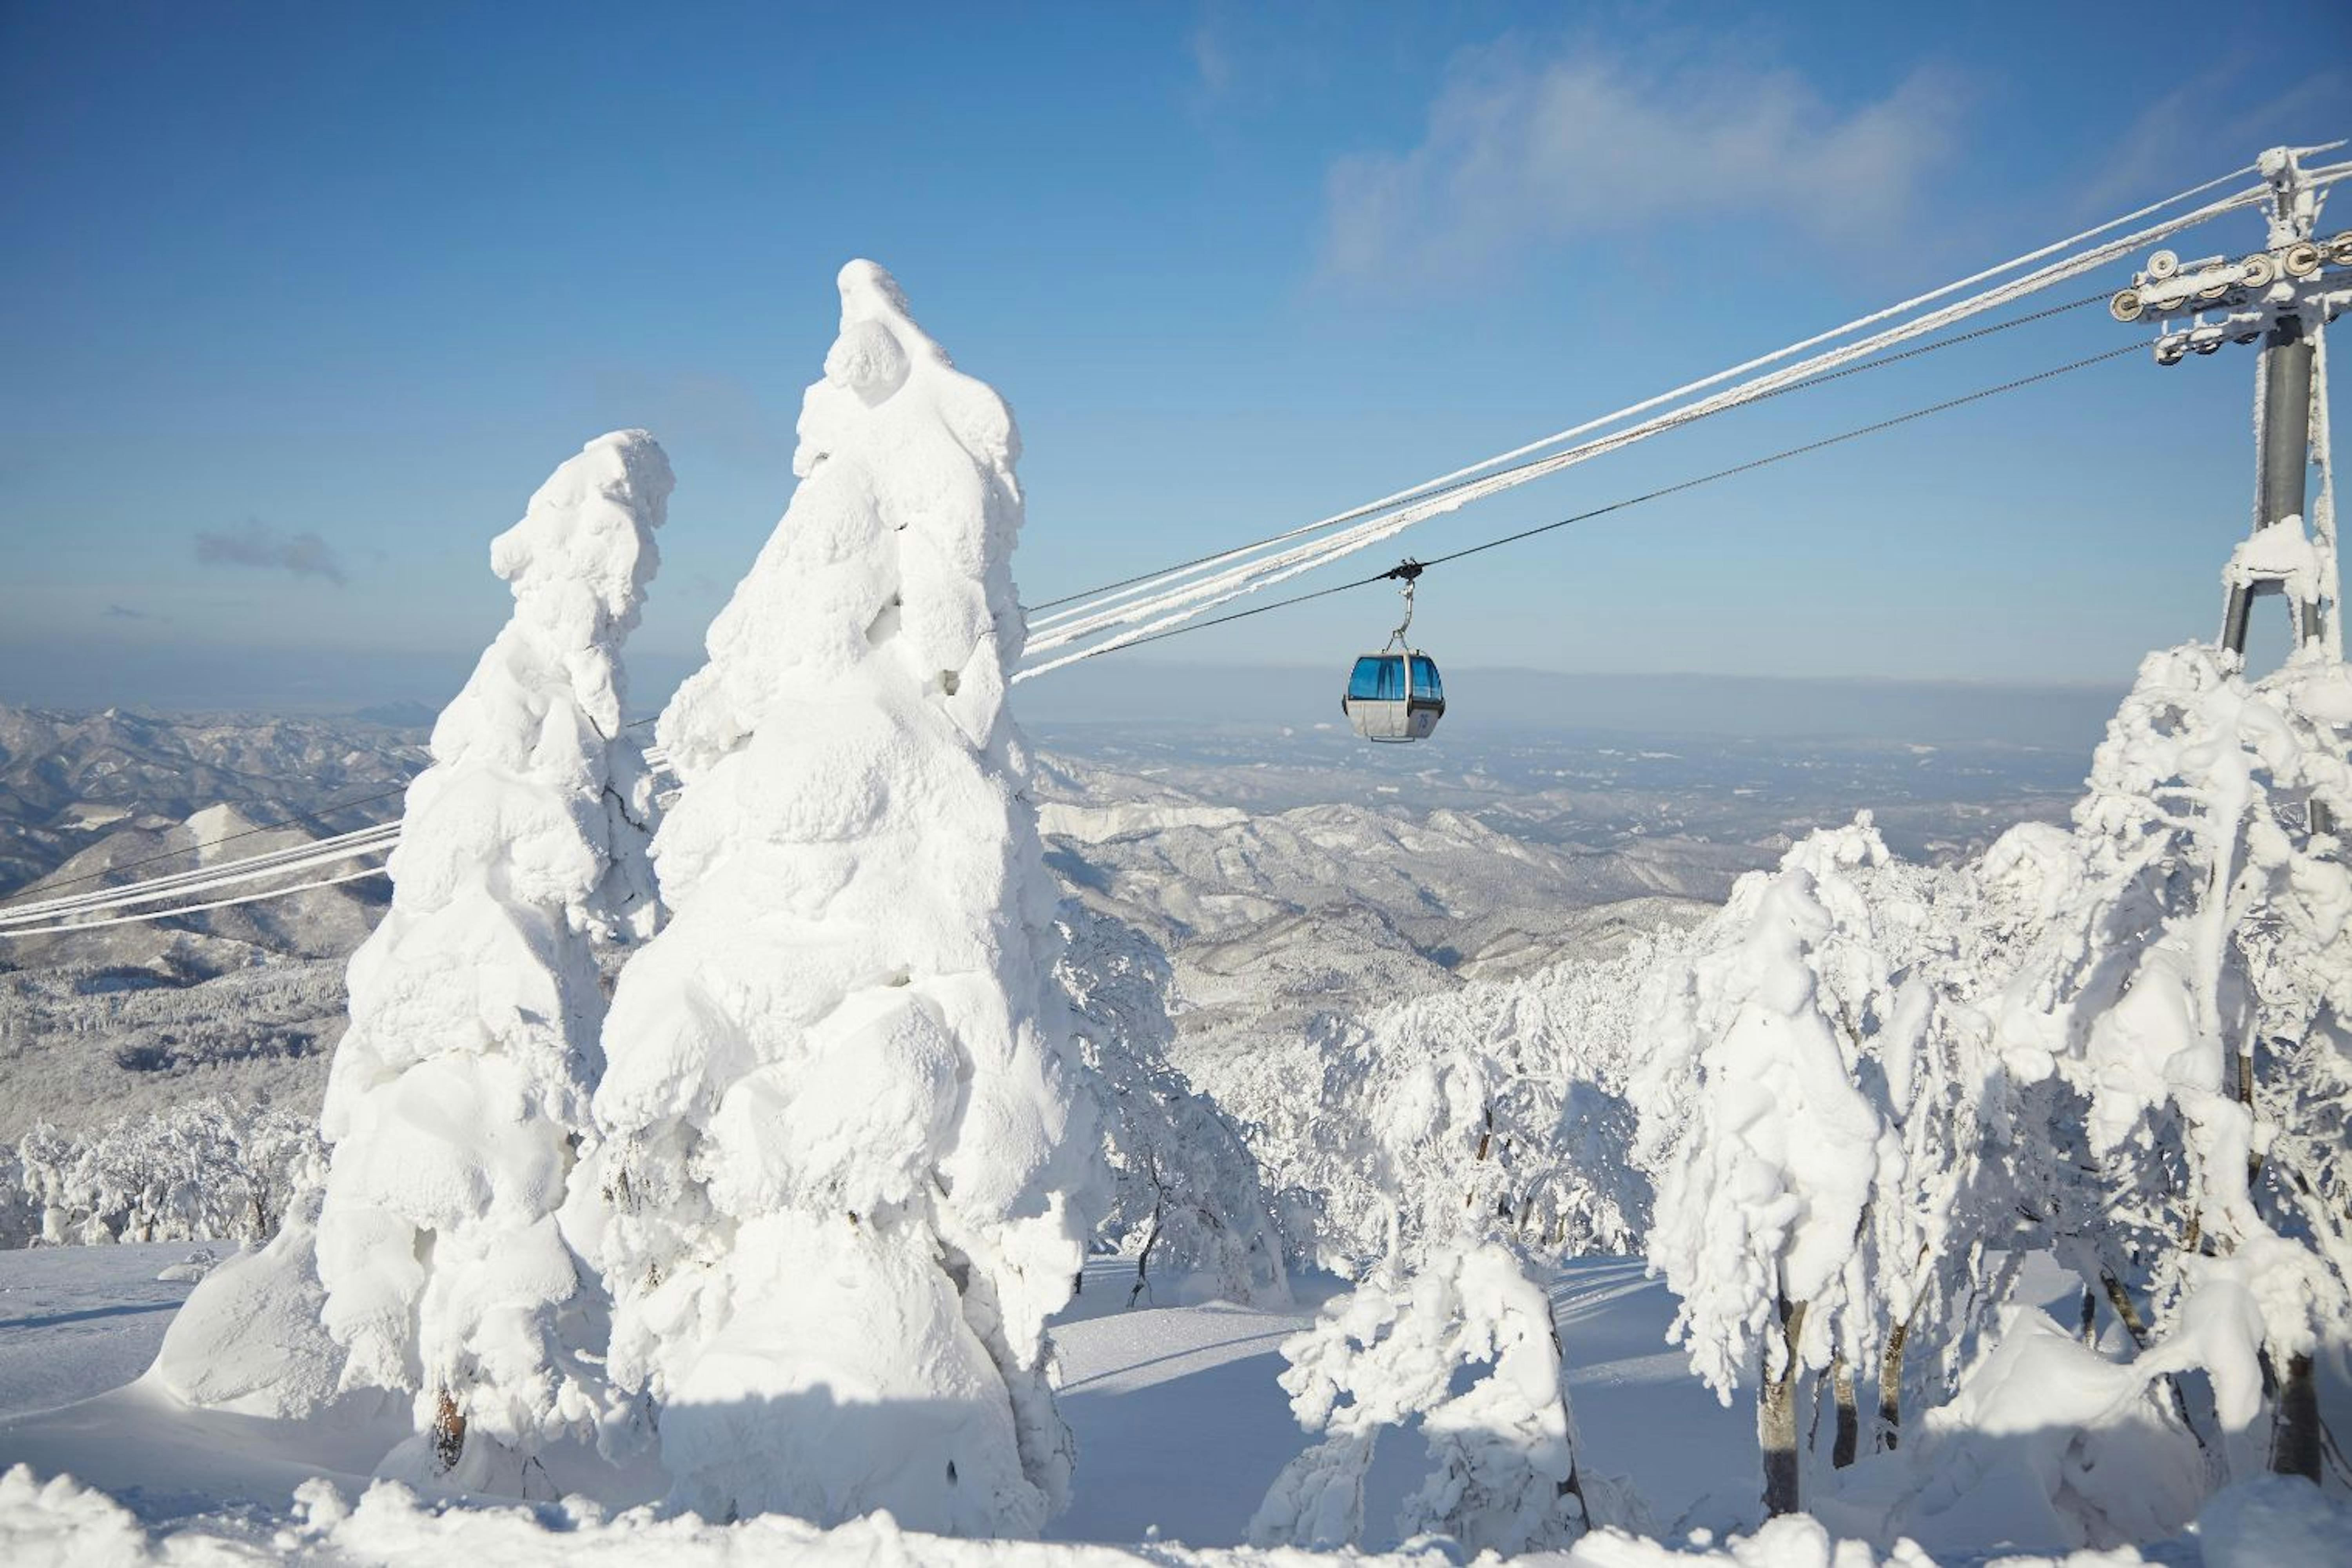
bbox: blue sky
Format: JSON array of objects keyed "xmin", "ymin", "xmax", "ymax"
[{"xmin": 2, "ymin": 1, "xmax": 2346, "ymax": 714}]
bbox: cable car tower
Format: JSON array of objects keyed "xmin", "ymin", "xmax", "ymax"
[
  {"xmin": 2111, "ymin": 145, "xmax": 2351, "ymax": 836},
  {"xmin": 2111, "ymin": 145, "xmax": 2350, "ymax": 665}
]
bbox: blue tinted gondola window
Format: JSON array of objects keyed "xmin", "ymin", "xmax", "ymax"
[
  {"xmin": 1410, "ymin": 657, "xmax": 1442, "ymax": 701},
  {"xmin": 1349, "ymin": 655, "xmax": 1406, "ymax": 701}
]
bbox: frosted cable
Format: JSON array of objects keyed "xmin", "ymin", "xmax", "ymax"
[
  {"xmin": 0, "ymin": 862, "xmax": 389, "ymax": 937},
  {"xmin": 1019, "ymin": 184, "xmax": 2272, "ymax": 676},
  {"xmin": 0, "ymin": 828, "xmax": 400, "ymax": 927},
  {"xmin": 1027, "ymin": 159, "xmax": 2264, "ymax": 635},
  {"xmin": 0, "ymin": 822, "xmax": 402, "ymax": 922}
]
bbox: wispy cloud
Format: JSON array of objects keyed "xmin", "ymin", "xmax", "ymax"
[
  {"xmin": 1320, "ymin": 38, "xmax": 1965, "ymax": 287},
  {"xmin": 102, "ymin": 603, "xmax": 163, "ymax": 621},
  {"xmin": 193, "ymin": 521, "xmax": 347, "ymax": 586},
  {"xmin": 1189, "ymin": 20, "xmax": 1233, "ymax": 98},
  {"xmin": 2080, "ymin": 58, "xmax": 2345, "ymax": 218}
]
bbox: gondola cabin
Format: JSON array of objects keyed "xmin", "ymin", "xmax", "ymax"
[{"xmin": 1343, "ymin": 651, "xmax": 1445, "ymax": 742}]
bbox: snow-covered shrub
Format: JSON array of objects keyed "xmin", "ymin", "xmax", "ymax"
[
  {"xmin": 1993, "ymin": 642, "xmax": 2352, "ymax": 1480},
  {"xmin": 1057, "ymin": 904, "xmax": 1287, "ymax": 1307},
  {"xmin": 579, "ymin": 263, "xmax": 1104, "ymax": 1535},
  {"xmin": 11, "ymin": 1098, "xmax": 321, "ymax": 1248},
  {"xmin": 1251, "ymin": 1242, "xmax": 1602, "ymax": 1554},
  {"xmin": 313, "ymin": 429, "xmax": 671, "ymax": 1485}
]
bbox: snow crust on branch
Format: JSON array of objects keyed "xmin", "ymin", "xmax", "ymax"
[
  {"xmin": 311, "ymin": 430, "xmax": 671, "ymax": 1479},
  {"xmin": 577, "ymin": 263, "xmax": 1103, "ymax": 1535}
]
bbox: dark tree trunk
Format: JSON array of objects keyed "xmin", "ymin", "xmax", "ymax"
[
  {"xmin": 2272, "ymin": 1351, "xmax": 2322, "ymax": 1481},
  {"xmin": 1832, "ymin": 1357, "xmax": 1859, "ymax": 1469},
  {"xmin": 432, "ymin": 1388, "xmax": 466, "ymax": 1474},
  {"xmin": 1878, "ymin": 1322, "xmax": 1908, "ymax": 1452},
  {"xmin": 1759, "ymin": 1296, "xmax": 1808, "ymax": 1516}
]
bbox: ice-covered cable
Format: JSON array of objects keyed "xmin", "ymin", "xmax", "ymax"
[
  {"xmin": 0, "ymin": 827, "xmax": 401, "ymax": 928},
  {"xmin": 1034, "ymin": 344, "xmax": 2141, "ymax": 668},
  {"xmin": 1017, "ymin": 184, "xmax": 2272, "ymax": 677},
  {"xmin": 1025, "ymin": 159, "xmax": 2267, "ymax": 633},
  {"xmin": 0, "ymin": 822, "xmax": 402, "ymax": 924},
  {"xmin": 0, "ymin": 781, "xmax": 419, "ymax": 910},
  {"xmin": 0, "ymin": 861, "xmax": 388, "ymax": 936}
]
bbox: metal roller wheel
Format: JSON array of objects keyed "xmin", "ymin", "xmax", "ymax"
[
  {"xmin": 2109, "ymin": 289, "xmax": 2145, "ymax": 323},
  {"xmin": 2239, "ymin": 254, "xmax": 2277, "ymax": 289},
  {"xmin": 2330, "ymin": 232, "xmax": 2352, "ymax": 267},
  {"xmin": 2147, "ymin": 249, "xmax": 2180, "ymax": 280},
  {"xmin": 2283, "ymin": 241, "xmax": 2322, "ymax": 278}
]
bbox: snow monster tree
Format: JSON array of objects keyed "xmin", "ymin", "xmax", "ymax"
[
  {"xmin": 580, "ymin": 262, "xmax": 1104, "ymax": 1535},
  {"xmin": 313, "ymin": 430, "xmax": 671, "ymax": 1485}
]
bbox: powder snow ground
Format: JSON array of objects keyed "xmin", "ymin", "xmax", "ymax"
[{"xmin": 8, "ymin": 1247, "xmax": 2339, "ymax": 1564}]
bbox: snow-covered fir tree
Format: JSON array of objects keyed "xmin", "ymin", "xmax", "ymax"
[
  {"xmin": 579, "ymin": 262, "xmax": 1104, "ymax": 1535},
  {"xmin": 312, "ymin": 429, "xmax": 671, "ymax": 1486}
]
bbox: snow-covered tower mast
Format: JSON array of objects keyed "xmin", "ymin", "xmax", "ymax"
[
  {"xmin": 314, "ymin": 430, "xmax": 671, "ymax": 1484},
  {"xmin": 583, "ymin": 261, "xmax": 1103, "ymax": 1534}
]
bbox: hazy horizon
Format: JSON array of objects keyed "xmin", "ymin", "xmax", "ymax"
[{"xmin": 0, "ymin": 645, "xmax": 2128, "ymax": 751}]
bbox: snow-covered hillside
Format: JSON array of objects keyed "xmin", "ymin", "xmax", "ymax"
[{"xmin": 0, "ymin": 704, "xmax": 424, "ymax": 902}]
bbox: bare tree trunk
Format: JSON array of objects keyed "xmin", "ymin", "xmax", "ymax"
[
  {"xmin": 2100, "ymin": 1269, "xmax": 2153, "ymax": 1349},
  {"xmin": 2272, "ymin": 1351, "xmax": 2322, "ymax": 1481},
  {"xmin": 2105, "ymin": 1269, "xmax": 2210, "ymax": 1450},
  {"xmin": 432, "ymin": 1387, "xmax": 466, "ymax": 1474},
  {"xmin": 1129, "ymin": 1154, "xmax": 1166, "ymax": 1309},
  {"xmin": 2077, "ymin": 1287, "xmax": 2099, "ymax": 1347},
  {"xmin": 1878, "ymin": 1322, "xmax": 1908, "ymax": 1452},
  {"xmin": 1832, "ymin": 1357, "xmax": 1859, "ymax": 1469},
  {"xmin": 1759, "ymin": 1296, "xmax": 1807, "ymax": 1516}
]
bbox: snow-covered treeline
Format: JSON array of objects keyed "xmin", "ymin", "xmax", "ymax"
[
  {"xmin": 1215, "ymin": 634, "xmax": 2347, "ymax": 1554},
  {"xmin": 1200, "ymin": 932, "xmax": 1669, "ymax": 1279},
  {"xmin": 0, "ymin": 1098, "xmax": 320, "ymax": 1249},
  {"xmin": 1240, "ymin": 920, "xmax": 1673, "ymax": 1552},
  {"xmin": 1615, "ymin": 641, "xmax": 2352, "ymax": 1538}
]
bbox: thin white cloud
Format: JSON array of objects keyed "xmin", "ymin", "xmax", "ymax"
[{"xmin": 1321, "ymin": 38, "xmax": 1966, "ymax": 286}]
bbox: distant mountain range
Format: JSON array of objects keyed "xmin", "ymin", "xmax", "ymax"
[
  {"xmin": 0, "ymin": 704, "xmax": 426, "ymax": 901},
  {"xmin": 0, "ymin": 702, "xmax": 2080, "ymax": 1144}
]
